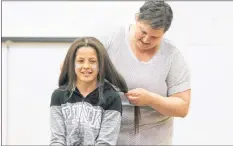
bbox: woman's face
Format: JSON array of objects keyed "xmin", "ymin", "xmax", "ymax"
[
  {"xmin": 75, "ymin": 46, "xmax": 99, "ymax": 85},
  {"xmin": 134, "ymin": 21, "xmax": 165, "ymax": 51}
]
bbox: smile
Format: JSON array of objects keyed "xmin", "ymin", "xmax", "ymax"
[{"xmin": 81, "ymin": 71, "xmax": 92, "ymax": 76}]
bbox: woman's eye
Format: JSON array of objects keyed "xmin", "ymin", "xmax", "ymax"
[{"xmin": 140, "ymin": 29, "xmax": 146, "ymax": 34}]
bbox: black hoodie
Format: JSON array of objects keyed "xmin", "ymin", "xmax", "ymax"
[{"xmin": 50, "ymin": 82, "xmax": 122, "ymax": 145}]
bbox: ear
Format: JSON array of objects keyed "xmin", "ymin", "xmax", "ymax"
[
  {"xmin": 135, "ymin": 13, "xmax": 139, "ymax": 22},
  {"xmin": 60, "ymin": 60, "xmax": 64, "ymax": 71}
]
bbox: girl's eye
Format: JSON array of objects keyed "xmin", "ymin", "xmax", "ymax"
[
  {"xmin": 90, "ymin": 60, "xmax": 96, "ymax": 63},
  {"xmin": 77, "ymin": 60, "xmax": 83, "ymax": 63}
]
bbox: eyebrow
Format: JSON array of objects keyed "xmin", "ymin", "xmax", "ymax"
[
  {"xmin": 141, "ymin": 28, "xmax": 161, "ymax": 37},
  {"xmin": 89, "ymin": 58, "xmax": 97, "ymax": 60},
  {"xmin": 76, "ymin": 57, "xmax": 97, "ymax": 59}
]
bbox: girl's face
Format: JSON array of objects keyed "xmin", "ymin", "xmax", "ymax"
[{"xmin": 75, "ymin": 46, "xmax": 99, "ymax": 85}]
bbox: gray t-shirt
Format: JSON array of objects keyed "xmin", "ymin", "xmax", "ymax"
[{"xmin": 98, "ymin": 25, "xmax": 191, "ymax": 145}]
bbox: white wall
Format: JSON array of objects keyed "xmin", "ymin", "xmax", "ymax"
[
  {"xmin": 2, "ymin": 42, "xmax": 71, "ymax": 145},
  {"xmin": 2, "ymin": 1, "xmax": 233, "ymax": 145},
  {"xmin": 2, "ymin": 42, "xmax": 8, "ymax": 146},
  {"xmin": 2, "ymin": 1, "xmax": 143, "ymax": 36},
  {"xmin": 174, "ymin": 44, "xmax": 233, "ymax": 144}
]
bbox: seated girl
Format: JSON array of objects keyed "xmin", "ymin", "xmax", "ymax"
[{"xmin": 50, "ymin": 37, "xmax": 127, "ymax": 145}]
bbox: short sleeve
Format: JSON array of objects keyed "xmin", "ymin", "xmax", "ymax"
[{"xmin": 166, "ymin": 49, "xmax": 191, "ymax": 96}]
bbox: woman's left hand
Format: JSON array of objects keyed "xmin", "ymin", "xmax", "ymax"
[{"xmin": 125, "ymin": 88, "xmax": 154, "ymax": 106}]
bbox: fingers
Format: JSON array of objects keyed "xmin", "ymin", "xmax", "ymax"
[
  {"xmin": 127, "ymin": 95, "xmax": 137, "ymax": 100},
  {"xmin": 125, "ymin": 92, "xmax": 139, "ymax": 96},
  {"xmin": 125, "ymin": 95, "xmax": 138, "ymax": 105}
]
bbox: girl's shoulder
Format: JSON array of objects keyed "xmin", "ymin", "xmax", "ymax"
[{"xmin": 50, "ymin": 85, "xmax": 68, "ymax": 106}]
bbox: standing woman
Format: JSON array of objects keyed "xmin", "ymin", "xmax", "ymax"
[
  {"xmin": 50, "ymin": 37, "xmax": 127, "ymax": 145},
  {"xmin": 98, "ymin": 1, "xmax": 191, "ymax": 145}
]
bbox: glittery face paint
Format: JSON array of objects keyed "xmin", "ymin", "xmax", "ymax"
[
  {"xmin": 75, "ymin": 63, "xmax": 82, "ymax": 69},
  {"xmin": 91, "ymin": 64, "xmax": 97, "ymax": 70}
]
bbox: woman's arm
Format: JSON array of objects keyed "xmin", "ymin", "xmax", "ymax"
[
  {"xmin": 148, "ymin": 89, "xmax": 191, "ymax": 117},
  {"xmin": 126, "ymin": 88, "xmax": 191, "ymax": 117}
]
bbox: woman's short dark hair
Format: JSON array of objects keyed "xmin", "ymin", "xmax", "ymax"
[{"xmin": 138, "ymin": 1, "xmax": 173, "ymax": 32}]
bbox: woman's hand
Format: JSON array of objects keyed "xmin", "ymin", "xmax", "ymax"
[{"xmin": 125, "ymin": 88, "xmax": 154, "ymax": 106}]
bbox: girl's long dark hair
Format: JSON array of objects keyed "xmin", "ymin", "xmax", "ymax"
[
  {"xmin": 59, "ymin": 37, "xmax": 128, "ymax": 98},
  {"xmin": 134, "ymin": 107, "xmax": 140, "ymax": 134},
  {"xmin": 59, "ymin": 37, "xmax": 140, "ymax": 134}
]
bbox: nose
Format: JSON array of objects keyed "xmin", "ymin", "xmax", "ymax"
[
  {"xmin": 142, "ymin": 35, "xmax": 150, "ymax": 43},
  {"xmin": 83, "ymin": 62, "xmax": 90, "ymax": 69}
]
